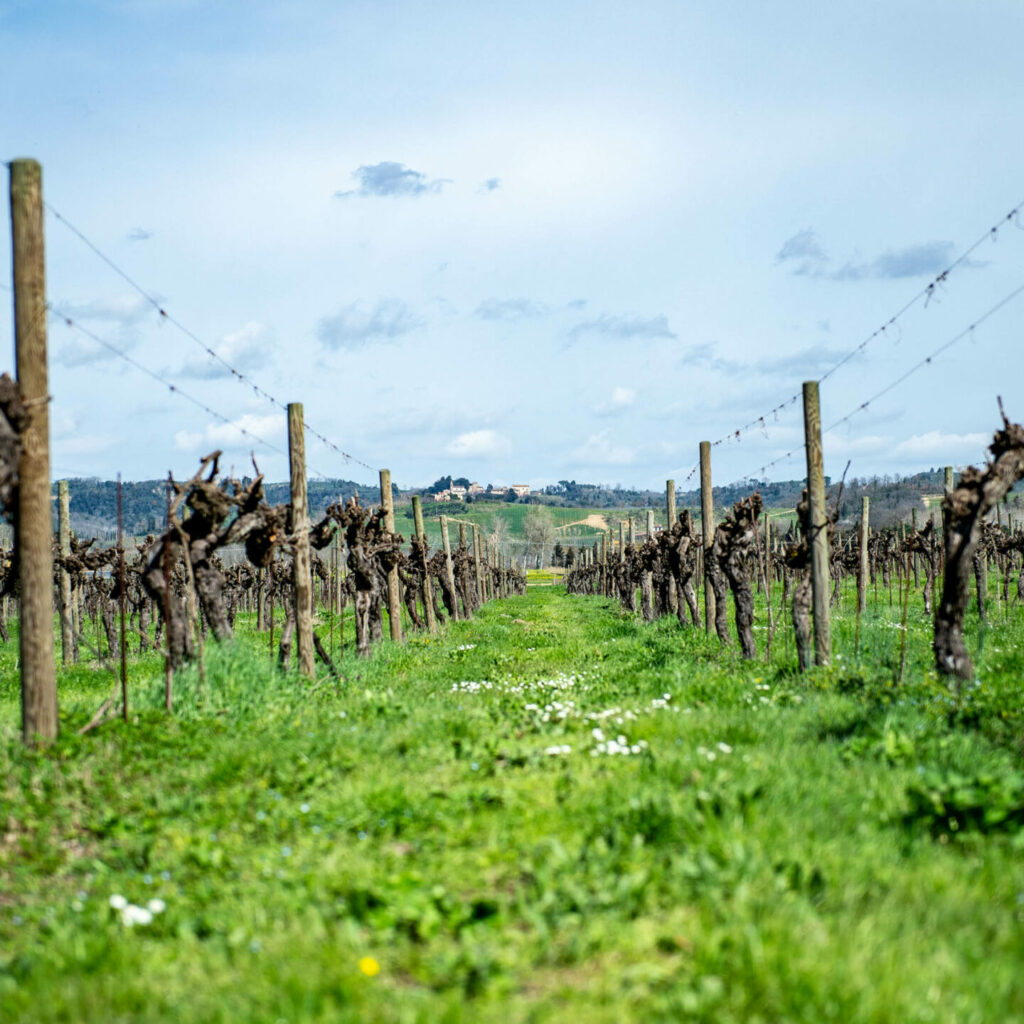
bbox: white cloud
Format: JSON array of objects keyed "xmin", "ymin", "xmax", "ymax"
[
  {"xmin": 174, "ymin": 413, "xmax": 284, "ymax": 452},
  {"xmin": 54, "ymin": 434, "xmax": 116, "ymax": 457},
  {"xmin": 53, "ymin": 294, "xmax": 155, "ymax": 366},
  {"xmin": 445, "ymin": 429, "xmax": 511, "ymax": 458},
  {"xmin": 178, "ymin": 321, "xmax": 271, "ymax": 379},
  {"xmin": 595, "ymin": 385, "xmax": 638, "ymax": 418},
  {"xmin": 821, "ymin": 433, "xmax": 890, "ymax": 458},
  {"xmin": 893, "ymin": 431, "xmax": 989, "ymax": 460},
  {"xmin": 571, "ymin": 431, "xmax": 636, "ymax": 466}
]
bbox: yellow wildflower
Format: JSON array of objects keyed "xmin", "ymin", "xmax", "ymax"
[{"xmin": 358, "ymin": 956, "xmax": 381, "ymax": 977}]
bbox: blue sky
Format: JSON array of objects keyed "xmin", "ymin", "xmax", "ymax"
[{"xmin": 3, "ymin": 0, "xmax": 1024, "ymax": 490}]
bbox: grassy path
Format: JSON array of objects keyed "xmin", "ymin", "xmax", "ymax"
[{"xmin": 2, "ymin": 589, "xmax": 1024, "ymax": 1022}]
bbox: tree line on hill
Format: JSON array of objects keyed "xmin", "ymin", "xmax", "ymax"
[
  {"xmin": 52, "ymin": 468, "xmax": 1020, "ymax": 538},
  {"xmin": 53, "ymin": 477, "xmax": 391, "ymax": 538}
]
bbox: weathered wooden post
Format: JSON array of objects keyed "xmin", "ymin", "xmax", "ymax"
[
  {"xmin": 439, "ymin": 514, "xmax": 459, "ymax": 619},
  {"xmin": 910, "ymin": 506, "xmax": 920, "ymax": 588},
  {"xmin": 58, "ymin": 479, "xmax": 74, "ymax": 664},
  {"xmin": 803, "ymin": 381, "xmax": 831, "ymax": 666},
  {"xmin": 645, "ymin": 509, "xmax": 656, "ymax": 610},
  {"xmin": 942, "ymin": 466, "xmax": 954, "ymax": 574},
  {"xmin": 858, "ymin": 496, "xmax": 870, "ymax": 615},
  {"xmin": 472, "ymin": 526, "xmax": 481, "ymax": 600},
  {"xmin": 666, "ymin": 479, "xmax": 678, "ymax": 612},
  {"xmin": 599, "ymin": 532, "xmax": 608, "ymax": 595},
  {"xmin": 335, "ymin": 529, "xmax": 344, "ymax": 617},
  {"xmin": 472, "ymin": 525, "xmax": 485, "ymax": 601},
  {"xmin": 457, "ymin": 520, "xmax": 473, "ymax": 613},
  {"xmin": 699, "ymin": 442, "xmax": 715, "ymax": 632},
  {"xmin": 287, "ymin": 404, "xmax": 315, "ymax": 677},
  {"xmin": 411, "ymin": 496, "xmax": 437, "ymax": 633},
  {"xmin": 116, "ymin": 475, "xmax": 129, "ymax": 720},
  {"xmin": 10, "ymin": 158, "xmax": 57, "ymax": 743},
  {"xmin": 379, "ymin": 469, "xmax": 403, "ymax": 642}
]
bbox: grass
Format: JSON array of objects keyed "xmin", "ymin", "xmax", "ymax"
[{"xmin": 2, "ymin": 578, "xmax": 1024, "ymax": 1022}]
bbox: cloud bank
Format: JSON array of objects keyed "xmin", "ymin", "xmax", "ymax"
[
  {"xmin": 445, "ymin": 429, "xmax": 511, "ymax": 458},
  {"xmin": 776, "ymin": 231, "xmax": 970, "ymax": 281}
]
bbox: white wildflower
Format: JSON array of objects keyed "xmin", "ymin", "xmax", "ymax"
[{"xmin": 121, "ymin": 904, "xmax": 153, "ymax": 927}]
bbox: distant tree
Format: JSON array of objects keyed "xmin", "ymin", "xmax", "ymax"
[
  {"xmin": 427, "ymin": 475, "xmax": 453, "ymax": 494},
  {"xmin": 489, "ymin": 515, "xmax": 509, "ymax": 554},
  {"xmin": 453, "ymin": 477, "xmax": 471, "ymax": 488},
  {"xmin": 553, "ymin": 541, "xmax": 565, "ymax": 566},
  {"xmin": 523, "ymin": 505, "xmax": 556, "ymax": 567}
]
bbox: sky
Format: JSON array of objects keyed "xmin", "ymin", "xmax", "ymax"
[{"xmin": 3, "ymin": 0, "xmax": 1024, "ymax": 492}]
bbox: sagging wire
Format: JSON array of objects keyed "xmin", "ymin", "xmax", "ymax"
[{"xmin": 43, "ymin": 202, "xmax": 378, "ymax": 472}]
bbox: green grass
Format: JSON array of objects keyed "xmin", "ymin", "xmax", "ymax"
[{"xmin": 2, "ymin": 580, "xmax": 1024, "ymax": 1022}]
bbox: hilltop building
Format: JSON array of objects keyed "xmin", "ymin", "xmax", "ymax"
[{"xmin": 428, "ymin": 481, "xmax": 530, "ymax": 502}]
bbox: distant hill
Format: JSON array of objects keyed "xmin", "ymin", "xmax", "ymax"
[
  {"xmin": 51, "ymin": 468, "xmax": 1024, "ymax": 540},
  {"xmin": 53, "ymin": 477, "xmax": 387, "ymax": 539}
]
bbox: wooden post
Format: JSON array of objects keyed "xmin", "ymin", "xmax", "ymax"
[
  {"xmin": 335, "ymin": 529, "xmax": 344, "ymax": 616},
  {"xmin": 411, "ymin": 496, "xmax": 437, "ymax": 633},
  {"xmin": 58, "ymin": 479, "xmax": 74, "ymax": 664},
  {"xmin": 485, "ymin": 534, "xmax": 494, "ymax": 600},
  {"xmin": 379, "ymin": 469, "xmax": 403, "ymax": 642},
  {"xmin": 858, "ymin": 496, "xmax": 869, "ymax": 615},
  {"xmin": 116, "ymin": 475, "xmax": 129, "ymax": 720},
  {"xmin": 163, "ymin": 477, "xmax": 174, "ymax": 711},
  {"xmin": 470, "ymin": 526, "xmax": 479, "ymax": 598},
  {"xmin": 911, "ymin": 506, "xmax": 920, "ymax": 587},
  {"xmin": 699, "ymin": 441, "xmax": 715, "ymax": 632},
  {"xmin": 942, "ymin": 466, "xmax": 954, "ymax": 547},
  {"xmin": 471, "ymin": 525, "xmax": 483, "ymax": 601},
  {"xmin": 288, "ymin": 403, "xmax": 315, "ymax": 677},
  {"xmin": 619, "ymin": 521, "xmax": 626, "ymax": 562},
  {"xmin": 10, "ymin": 158, "xmax": 57, "ymax": 743},
  {"xmin": 628, "ymin": 518, "xmax": 635, "ymax": 545},
  {"xmin": 666, "ymin": 479, "xmax": 678, "ymax": 612},
  {"xmin": 803, "ymin": 381, "xmax": 831, "ymax": 666},
  {"xmin": 599, "ymin": 532, "xmax": 607, "ymax": 595},
  {"xmin": 439, "ymin": 514, "xmax": 459, "ymax": 620}
]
